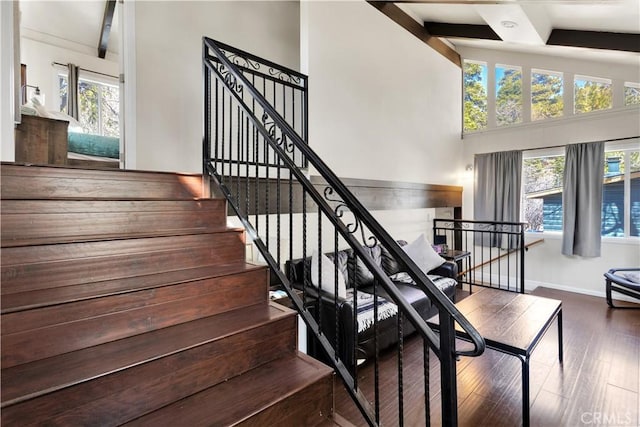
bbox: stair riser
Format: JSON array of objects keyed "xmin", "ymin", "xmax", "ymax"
[
  {"xmin": 0, "ymin": 164, "xmax": 203, "ymax": 200},
  {"xmin": 2, "ymin": 269, "xmax": 269, "ymax": 368},
  {"xmin": 1, "ymin": 316, "xmax": 297, "ymax": 426},
  {"xmin": 1, "ymin": 232, "xmax": 245, "ymax": 294},
  {"xmin": 239, "ymin": 374, "xmax": 334, "ymax": 427},
  {"xmin": 1, "ymin": 199, "xmax": 227, "ymax": 246}
]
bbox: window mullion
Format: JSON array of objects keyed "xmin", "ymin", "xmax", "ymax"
[{"xmin": 624, "ymin": 151, "xmax": 631, "ymax": 237}]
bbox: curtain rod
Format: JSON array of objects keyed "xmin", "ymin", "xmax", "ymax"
[
  {"xmin": 476, "ymin": 135, "xmax": 640, "ymax": 156},
  {"xmin": 523, "ymin": 135, "xmax": 639, "ymax": 152},
  {"xmin": 52, "ymin": 62, "xmax": 118, "ymax": 80}
]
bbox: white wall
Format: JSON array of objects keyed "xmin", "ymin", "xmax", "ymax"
[
  {"xmin": 133, "ymin": 1, "xmax": 300, "ymax": 173},
  {"xmin": 459, "ymin": 46, "xmax": 640, "ymax": 298},
  {"xmin": 20, "ymin": 36, "xmax": 119, "ymax": 112},
  {"xmin": 301, "ymin": 1, "xmax": 463, "ymax": 186},
  {"xmin": 0, "ymin": 1, "xmax": 17, "ymax": 162}
]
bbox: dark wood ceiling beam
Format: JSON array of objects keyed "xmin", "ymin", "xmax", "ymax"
[
  {"xmin": 98, "ymin": 0, "xmax": 116, "ymax": 59},
  {"xmin": 547, "ymin": 29, "xmax": 640, "ymax": 53},
  {"xmin": 424, "ymin": 22, "xmax": 501, "ymax": 40},
  {"xmin": 367, "ymin": 1, "xmax": 461, "ymax": 67}
]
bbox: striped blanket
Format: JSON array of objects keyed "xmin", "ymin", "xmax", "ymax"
[
  {"xmin": 389, "ymin": 272, "xmax": 457, "ymax": 292},
  {"xmin": 346, "ymin": 289, "xmax": 398, "ymax": 333}
]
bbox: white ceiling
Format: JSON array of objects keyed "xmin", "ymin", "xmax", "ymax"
[
  {"xmin": 19, "ymin": 0, "xmax": 120, "ymax": 57},
  {"xmin": 17, "ymin": 0, "xmax": 640, "ymax": 66},
  {"xmin": 398, "ymin": 0, "xmax": 640, "ymax": 65}
]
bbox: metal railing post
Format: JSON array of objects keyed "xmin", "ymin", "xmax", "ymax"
[{"xmin": 439, "ymin": 312, "xmax": 458, "ymax": 427}]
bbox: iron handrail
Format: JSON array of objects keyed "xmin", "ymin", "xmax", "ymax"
[
  {"xmin": 204, "ymin": 36, "xmax": 485, "ymax": 357},
  {"xmin": 203, "ymin": 37, "xmax": 486, "ymax": 425}
]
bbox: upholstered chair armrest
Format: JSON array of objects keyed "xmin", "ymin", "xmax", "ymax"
[{"xmin": 428, "ymin": 261, "xmax": 458, "ymax": 279}]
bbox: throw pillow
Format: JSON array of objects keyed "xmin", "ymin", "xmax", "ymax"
[
  {"xmin": 402, "ymin": 233, "xmax": 446, "ymax": 274},
  {"xmin": 311, "ymin": 251, "xmax": 347, "ymax": 298}
]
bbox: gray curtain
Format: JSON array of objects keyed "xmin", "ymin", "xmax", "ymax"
[
  {"xmin": 67, "ymin": 63, "xmax": 79, "ymax": 119},
  {"xmin": 474, "ymin": 150, "xmax": 523, "ymax": 248},
  {"xmin": 562, "ymin": 142, "xmax": 604, "ymax": 257}
]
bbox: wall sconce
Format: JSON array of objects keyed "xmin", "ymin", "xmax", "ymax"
[
  {"xmin": 465, "ymin": 164, "xmax": 474, "ymax": 171},
  {"xmin": 24, "ymin": 84, "xmax": 45, "ymax": 106}
]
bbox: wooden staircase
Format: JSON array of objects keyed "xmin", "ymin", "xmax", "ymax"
[{"xmin": 1, "ymin": 164, "xmax": 335, "ymax": 426}]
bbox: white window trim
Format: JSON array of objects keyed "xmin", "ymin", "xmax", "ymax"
[{"xmin": 522, "ymin": 141, "xmax": 640, "ymax": 239}]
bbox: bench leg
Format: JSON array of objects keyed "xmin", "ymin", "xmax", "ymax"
[
  {"xmin": 558, "ymin": 310, "xmax": 563, "ymax": 364},
  {"xmin": 521, "ymin": 356, "xmax": 530, "ymax": 427}
]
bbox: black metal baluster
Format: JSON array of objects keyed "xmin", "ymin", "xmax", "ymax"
[
  {"xmin": 373, "ymin": 281, "xmax": 381, "ymax": 424},
  {"xmin": 236, "ymin": 106, "xmax": 241, "ymax": 209},
  {"xmin": 302, "ymin": 188, "xmax": 307, "ymax": 304},
  {"xmin": 245, "ymin": 114, "xmax": 250, "ymax": 218},
  {"xmin": 277, "ymin": 143, "xmax": 281, "ymax": 268},
  {"xmin": 220, "ymin": 86, "xmax": 225, "ymax": 178},
  {"xmin": 292, "ymin": 86, "xmax": 296, "ymax": 166},
  {"xmin": 264, "ymin": 78, "xmax": 269, "ymax": 252},
  {"xmin": 397, "ymin": 314, "xmax": 404, "ymax": 426},
  {"xmin": 334, "ymin": 230, "xmax": 339, "ymax": 360},
  {"xmin": 317, "ymin": 211, "xmax": 322, "ymax": 335},
  {"xmin": 424, "ymin": 341, "xmax": 431, "ymax": 427},
  {"xmin": 228, "ymin": 93, "xmax": 233, "ymax": 185},
  {"xmin": 289, "ymin": 171, "xmax": 293, "ymax": 277}
]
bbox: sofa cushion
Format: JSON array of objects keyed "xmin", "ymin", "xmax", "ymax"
[
  {"xmin": 352, "ymin": 244, "xmax": 383, "ymax": 288},
  {"xmin": 380, "ymin": 240, "xmax": 407, "ymax": 276},
  {"xmin": 403, "ymin": 234, "xmax": 446, "ymax": 275},
  {"xmin": 311, "ymin": 251, "xmax": 347, "ymax": 298}
]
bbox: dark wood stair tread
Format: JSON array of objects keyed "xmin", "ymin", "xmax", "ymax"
[
  {"xmin": 124, "ymin": 351, "xmax": 334, "ymax": 427},
  {"xmin": 1, "ymin": 199, "xmax": 227, "ymax": 248},
  {"xmin": 2, "ymin": 263, "xmax": 264, "ymax": 313},
  {"xmin": 1, "ymin": 302, "xmax": 294, "ymax": 407}
]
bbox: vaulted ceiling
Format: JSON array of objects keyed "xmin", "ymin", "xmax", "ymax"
[
  {"xmin": 371, "ymin": 0, "xmax": 640, "ymax": 66},
  {"xmin": 19, "ymin": 0, "xmax": 119, "ymax": 58}
]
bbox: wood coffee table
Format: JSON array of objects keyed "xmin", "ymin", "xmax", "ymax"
[{"xmin": 428, "ymin": 288, "xmax": 563, "ymax": 427}]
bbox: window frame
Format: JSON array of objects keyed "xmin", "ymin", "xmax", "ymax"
[
  {"xmin": 573, "ymin": 74, "xmax": 613, "ymax": 115},
  {"xmin": 54, "ymin": 65, "xmax": 120, "ymax": 138},
  {"xmin": 530, "ymin": 68, "xmax": 564, "ymax": 122},
  {"xmin": 462, "ymin": 59, "xmax": 488, "ymax": 133},
  {"xmin": 521, "ymin": 141, "xmax": 640, "ymax": 240},
  {"xmin": 495, "ymin": 63, "xmax": 523, "ymax": 127}
]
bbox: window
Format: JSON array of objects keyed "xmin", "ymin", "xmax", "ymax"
[
  {"xmin": 531, "ymin": 69, "xmax": 563, "ymax": 121},
  {"xmin": 522, "ymin": 146, "xmax": 640, "ymax": 237},
  {"xmin": 496, "ymin": 65, "xmax": 522, "ymax": 126},
  {"xmin": 624, "ymin": 82, "xmax": 640, "ymax": 106},
  {"xmin": 58, "ymin": 71, "xmax": 120, "ymax": 137},
  {"xmin": 602, "ymin": 150, "xmax": 640, "ymax": 237},
  {"xmin": 463, "ymin": 60, "xmax": 487, "ymax": 132},
  {"xmin": 522, "ymin": 154, "xmax": 565, "ymax": 232},
  {"xmin": 574, "ymin": 75, "xmax": 612, "ymax": 114}
]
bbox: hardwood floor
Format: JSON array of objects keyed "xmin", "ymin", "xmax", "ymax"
[{"xmin": 334, "ymin": 287, "xmax": 640, "ymax": 426}]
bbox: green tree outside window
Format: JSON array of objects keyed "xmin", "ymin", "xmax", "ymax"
[
  {"xmin": 496, "ymin": 66, "xmax": 522, "ymax": 126},
  {"xmin": 531, "ymin": 71, "xmax": 563, "ymax": 121},
  {"xmin": 574, "ymin": 77, "xmax": 612, "ymax": 114},
  {"xmin": 463, "ymin": 61, "xmax": 487, "ymax": 132}
]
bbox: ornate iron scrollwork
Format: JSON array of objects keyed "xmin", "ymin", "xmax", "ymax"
[
  {"xmin": 268, "ymin": 68, "xmax": 302, "ymax": 86},
  {"xmin": 323, "ymin": 187, "xmax": 378, "ymax": 248},
  {"xmin": 221, "ymin": 50, "xmax": 261, "ymax": 71},
  {"xmin": 216, "ymin": 63, "xmax": 243, "ymax": 95},
  {"xmin": 261, "ymin": 113, "xmax": 295, "ymax": 154}
]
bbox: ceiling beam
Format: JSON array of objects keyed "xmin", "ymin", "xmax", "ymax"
[
  {"xmin": 547, "ymin": 29, "xmax": 640, "ymax": 53},
  {"xmin": 424, "ymin": 22, "xmax": 500, "ymax": 40},
  {"xmin": 98, "ymin": 0, "xmax": 116, "ymax": 59},
  {"xmin": 367, "ymin": 1, "xmax": 461, "ymax": 67}
]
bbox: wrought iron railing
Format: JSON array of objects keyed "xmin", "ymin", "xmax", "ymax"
[
  {"xmin": 433, "ymin": 219, "xmax": 527, "ymax": 293},
  {"xmin": 203, "ymin": 37, "xmax": 485, "ymax": 426}
]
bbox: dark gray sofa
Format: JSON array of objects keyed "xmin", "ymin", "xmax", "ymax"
[{"xmin": 285, "ymin": 241, "xmax": 458, "ymax": 372}]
